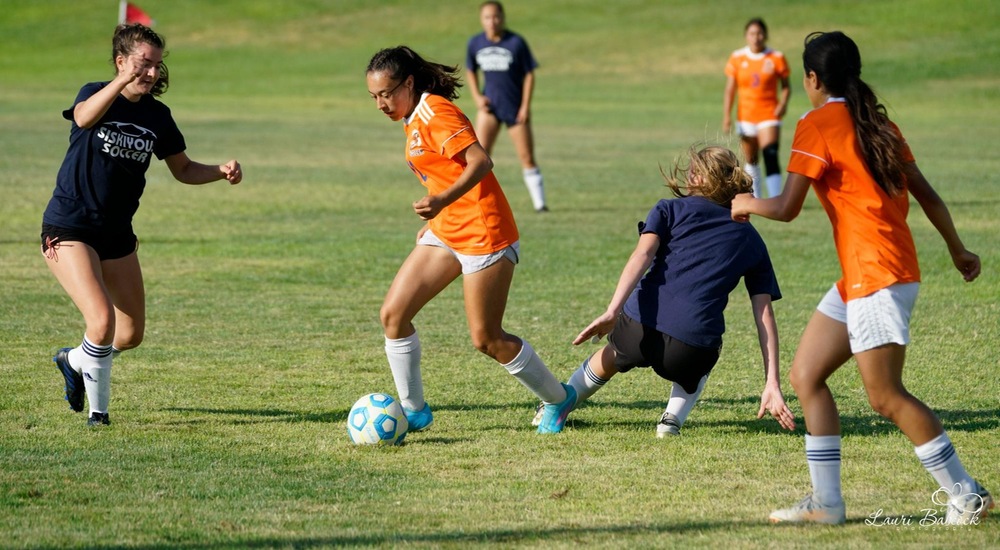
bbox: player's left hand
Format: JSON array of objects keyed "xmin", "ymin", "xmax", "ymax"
[
  {"xmin": 573, "ymin": 311, "xmax": 616, "ymax": 346},
  {"xmin": 952, "ymin": 249, "xmax": 981, "ymax": 282},
  {"xmin": 413, "ymin": 195, "xmax": 444, "ymax": 220},
  {"xmin": 730, "ymin": 192, "xmax": 753, "ymax": 222},
  {"xmin": 221, "ymin": 160, "xmax": 242, "ymax": 185},
  {"xmin": 758, "ymin": 386, "xmax": 796, "ymax": 431}
]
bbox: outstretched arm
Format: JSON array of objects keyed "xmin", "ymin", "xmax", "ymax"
[
  {"xmin": 573, "ymin": 232, "xmax": 659, "ymax": 345},
  {"xmin": 732, "ymin": 171, "xmax": 812, "ymax": 223},
  {"xmin": 165, "ymin": 152, "xmax": 242, "ymax": 185},
  {"xmin": 750, "ymin": 293, "xmax": 795, "ymax": 430},
  {"xmin": 905, "ymin": 163, "xmax": 981, "ymax": 282}
]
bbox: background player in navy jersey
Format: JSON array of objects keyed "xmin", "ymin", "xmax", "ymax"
[
  {"xmin": 42, "ymin": 23, "xmax": 242, "ymax": 426},
  {"xmin": 466, "ymin": 1, "xmax": 548, "ymax": 212},
  {"xmin": 544, "ymin": 146, "xmax": 795, "ymax": 436}
]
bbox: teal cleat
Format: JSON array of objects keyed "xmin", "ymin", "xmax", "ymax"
[
  {"xmin": 537, "ymin": 384, "xmax": 577, "ymax": 434},
  {"xmin": 403, "ymin": 402, "xmax": 433, "ymax": 431}
]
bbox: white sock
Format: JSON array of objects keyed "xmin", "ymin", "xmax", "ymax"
[
  {"xmin": 914, "ymin": 432, "xmax": 975, "ymax": 494},
  {"xmin": 745, "ymin": 163, "xmax": 761, "ymax": 198},
  {"xmin": 72, "ymin": 336, "xmax": 112, "ymax": 415},
  {"xmin": 385, "ymin": 332, "xmax": 424, "ymax": 411},
  {"xmin": 806, "ymin": 434, "xmax": 843, "ymax": 506},
  {"xmin": 664, "ymin": 374, "xmax": 707, "ymax": 426},
  {"xmin": 766, "ymin": 173, "xmax": 782, "ymax": 198},
  {"xmin": 502, "ymin": 340, "xmax": 565, "ymax": 403},
  {"xmin": 566, "ymin": 356, "xmax": 608, "ymax": 405},
  {"xmin": 522, "ymin": 167, "xmax": 546, "ymax": 211}
]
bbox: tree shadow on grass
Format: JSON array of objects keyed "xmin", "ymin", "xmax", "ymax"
[{"xmin": 88, "ymin": 519, "xmax": 768, "ymax": 550}]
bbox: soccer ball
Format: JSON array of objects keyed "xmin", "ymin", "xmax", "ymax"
[{"xmin": 347, "ymin": 393, "xmax": 409, "ymax": 445}]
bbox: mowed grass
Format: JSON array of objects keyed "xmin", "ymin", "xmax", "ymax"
[{"xmin": 1, "ymin": 0, "xmax": 998, "ymax": 548}]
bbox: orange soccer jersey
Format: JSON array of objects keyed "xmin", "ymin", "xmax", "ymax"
[
  {"xmin": 725, "ymin": 47, "xmax": 789, "ymax": 124},
  {"xmin": 403, "ymin": 93, "xmax": 518, "ymax": 255},
  {"xmin": 787, "ymin": 99, "xmax": 920, "ymax": 301}
]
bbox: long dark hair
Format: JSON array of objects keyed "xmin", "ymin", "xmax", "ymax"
[
  {"xmin": 112, "ymin": 23, "xmax": 169, "ymax": 96},
  {"xmin": 803, "ymin": 31, "xmax": 906, "ymax": 196},
  {"xmin": 366, "ymin": 46, "xmax": 462, "ymax": 101}
]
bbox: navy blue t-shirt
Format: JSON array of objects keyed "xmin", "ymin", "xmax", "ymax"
[
  {"xmin": 465, "ymin": 31, "xmax": 538, "ymax": 124},
  {"xmin": 622, "ymin": 196, "xmax": 781, "ymax": 349},
  {"xmin": 43, "ymin": 81, "xmax": 186, "ymax": 232}
]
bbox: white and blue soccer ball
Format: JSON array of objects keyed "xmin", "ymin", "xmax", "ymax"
[{"xmin": 347, "ymin": 392, "xmax": 408, "ymax": 445}]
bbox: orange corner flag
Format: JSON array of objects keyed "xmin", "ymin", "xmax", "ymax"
[{"xmin": 119, "ymin": 1, "xmax": 154, "ymax": 26}]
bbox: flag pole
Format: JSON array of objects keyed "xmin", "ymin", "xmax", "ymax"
[{"xmin": 118, "ymin": 0, "xmax": 126, "ymax": 24}]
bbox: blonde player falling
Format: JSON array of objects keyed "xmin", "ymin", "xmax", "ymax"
[{"xmin": 537, "ymin": 145, "xmax": 795, "ymax": 436}]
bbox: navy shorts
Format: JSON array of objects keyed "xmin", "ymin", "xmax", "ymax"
[
  {"xmin": 487, "ymin": 103, "xmax": 520, "ymax": 127},
  {"xmin": 607, "ymin": 313, "xmax": 720, "ymax": 393},
  {"xmin": 41, "ymin": 223, "xmax": 138, "ymax": 261}
]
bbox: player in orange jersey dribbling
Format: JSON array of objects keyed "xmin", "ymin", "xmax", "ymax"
[{"xmin": 365, "ymin": 46, "xmax": 575, "ymax": 435}]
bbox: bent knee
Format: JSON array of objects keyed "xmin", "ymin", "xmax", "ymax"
[
  {"xmin": 470, "ymin": 332, "xmax": 506, "ymax": 359},
  {"xmin": 114, "ymin": 333, "xmax": 144, "ymax": 351},
  {"xmin": 866, "ymin": 391, "xmax": 909, "ymax": 420},
  {"xmin": 379, "ymin": 305, "xmax": 404, "ymax": 332},
  {"xmin": 788, "ymin": 365, "xmax": 813, "ymax": 394}
]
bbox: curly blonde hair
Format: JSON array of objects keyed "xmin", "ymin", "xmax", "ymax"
[{"xmin": 660, "ymin": 145, "xmax": 753, "ymax": 207}]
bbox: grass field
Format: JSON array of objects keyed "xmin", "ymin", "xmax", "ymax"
[{"xmin": 1, "ymin": 0, "xmax": 998, "ymax": 548}]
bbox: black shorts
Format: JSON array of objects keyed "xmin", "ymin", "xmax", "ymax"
[
  {"xmin": 41, "ymin": 223, "xmax": 138, "ymax": 261},
  {"xmin": 607, "ymin": 313, "xmax": 720, "ymax": 393}
]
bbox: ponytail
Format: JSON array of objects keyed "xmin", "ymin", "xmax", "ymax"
[
  {"xmin": 366, "ymin": 46, "xmax": 462, "ymax": 101},
  {"xmin": 803, "ymin": 31, "xmax": 907, "ymax": 196}
]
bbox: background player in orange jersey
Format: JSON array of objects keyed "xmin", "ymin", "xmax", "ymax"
[
  {"xmin": 365, "ymin": 46, "xmax": 575, "ymax": 435},
  {"xmin": 723, "ymin": 18, "xmax": 790, "ymax": 198},
  {"xmin": 732, "ymin": 31, "xmax": 990, "ymax": 526}
]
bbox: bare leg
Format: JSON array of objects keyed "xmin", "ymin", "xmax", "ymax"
[
  {"xmin": 44, "ymin": 241, "xmax": 116, "ymax": 346},
  {"xmin": 855, "ymin": 344, "xmax": 943, "ymax": 445},
  {"xmin": 461, "ymin": 257, "xmax": 520, "ymax": 362},
  {"xmin": 102, "ymin": 251, "xmax": 145, "ymax": 351},
  {"xmin": 380, "ymin": 244, "xmax": 462, "ymax": 339},
  {"xmin": 789, "ymin": 310, "xmax": 853, "ymax": 436},
  {"xmin": 474, "ymin": 110, "xmax": 501, "ymax": 155}
]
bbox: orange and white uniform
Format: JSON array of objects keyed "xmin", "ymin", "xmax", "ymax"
[
  {"xmin": 787, "ymin": 98, "xmax": 919, "ymax": 302},
  {"xmin": 403, "ymin": 93, "xmax": 519, "ymax": 255},
  {"xmin": 725, "ymin": 47, "xmax": 789, "ymax": 125}
]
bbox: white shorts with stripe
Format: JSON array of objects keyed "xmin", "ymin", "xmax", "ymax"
[
  {"xmin": 816, "ymin": 282, "xmax": 919, "ymax": 354},
  {"xmin": 417, "ymin": 229, "xmax": 519, "ymax": 275}
]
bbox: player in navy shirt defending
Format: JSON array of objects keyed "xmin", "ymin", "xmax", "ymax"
[
  {"xmin": 41, "ymin": 24, "xmax": 242, "ymax": 426},
  {"xmin": 466, "ymin": 1, "xmax": 548, "ymax": 212},
  {"xmin": 542, "ymin": 146, "xmax": 795, "ymax": 435}
]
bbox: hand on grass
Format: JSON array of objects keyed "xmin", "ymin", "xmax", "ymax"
[
  {"xmin": 758, "ymin": 386, "xmax": 796, "ymax": 431},
  {"xmin": 573, "ymin": 311, "xmax": 616, "ymax": 346}
]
